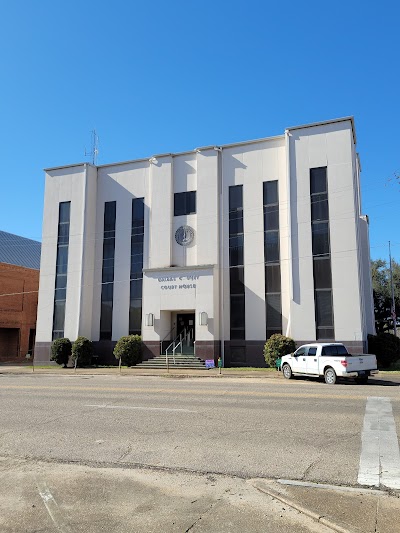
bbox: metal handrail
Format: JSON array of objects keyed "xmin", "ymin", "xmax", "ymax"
[
  {"xmin": 165, "ymin": 328, "xmax": 185, "ymax": 356},
  {"xmin": 160, "ymin": 325, "xmax": 177, "ymax": 355},
  {"xmin": 172, "ymin": 328, "xmax": 194, "ymax": 356},
  {"xmin": 166, "ymin": 328, "xmax": 189, "ymax": 366}
]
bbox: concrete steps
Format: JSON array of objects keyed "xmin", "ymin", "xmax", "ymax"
[{"xmin": 136, "ymin": 354, "xmax": 207, "ymax": 369}]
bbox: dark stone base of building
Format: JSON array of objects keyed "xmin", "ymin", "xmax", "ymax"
[
  {"xmin": 35, "ymin": 338, "xmax": 368, "ymax": 367},
  {"xmin": 223, "ymin": 339, "xmax": 367, "ymax": 367}
]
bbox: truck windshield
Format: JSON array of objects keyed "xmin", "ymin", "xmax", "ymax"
[{"xmin": 321, "ymin": 345, "xmax": 348, "ymax": 356}]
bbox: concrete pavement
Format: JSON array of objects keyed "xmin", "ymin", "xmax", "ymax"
[{"xmin": 1, "ymin": 371, "xmax": 400, "ymax": 531}]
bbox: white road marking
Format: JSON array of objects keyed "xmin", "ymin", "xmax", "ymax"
[
  {"xmin": 85, "ymin": 404, "xmax": 197, "ymax": 413},
  {"xmin": 358, "ymin": 397, "xmax": 400, "ymax": 489},
  {"xmin": 36, "ymin": 479, "xmax": 72, "ymax": 533}
]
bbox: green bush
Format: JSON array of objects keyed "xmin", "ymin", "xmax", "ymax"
[
  {"xmin": 50, "ymin": 338, "xmax": 72, "ymax": 367},
  {"xmin": 114, "ymin": 335, "xmax": 142, "ymax": 366},
  {"xmin": 264, "ymin": 334, "xmax": 296, "ymax": 367},
  {"xmin": 71, "ymin": 336, "xmax": 94, "ymax": 367},
  {"xmin": 367, "ymin": 333, "xmax": 400, "ymax": 369}
]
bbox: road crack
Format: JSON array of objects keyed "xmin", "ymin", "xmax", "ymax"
[{"xmin": 185, "ymin": 498, "xmax": 221, "ymax": 532}]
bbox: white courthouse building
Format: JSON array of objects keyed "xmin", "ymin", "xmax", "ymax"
[{"xmin": 35, "ymin": 117, "xmax": 375, "ymax": 366}]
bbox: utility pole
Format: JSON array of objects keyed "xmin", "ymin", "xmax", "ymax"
[{"xmin": 389, "ymin": 241, "xmax": 397, "ymax": 336}]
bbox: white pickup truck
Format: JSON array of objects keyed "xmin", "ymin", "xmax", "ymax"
[{"xmin": 280, "ymin": 343, "xmax": 378, "ymax": 384}]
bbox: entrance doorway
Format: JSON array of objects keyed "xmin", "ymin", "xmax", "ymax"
[{"xmin": 176, "ymin": 313, "xmax": 195, "ymax": 354}]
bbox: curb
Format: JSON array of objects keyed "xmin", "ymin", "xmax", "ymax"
[
  {"xmin": 0, "ymin": 367, "xmax": 283, "ymax": 380},
  {"xmin": 251, "ymin": 479, "xmax": 354, "ymax": 533}
]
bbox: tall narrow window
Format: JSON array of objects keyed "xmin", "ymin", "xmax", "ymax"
[
  {"xmin": 229, "ymin": 185, "xmax": 245, "ymax": 339},
  {"xmin": 52, "ymin": 201, "xmax": 71, "ymax": 339},
  {"xmin": 100, "ymin": 201, "xmax": 116, "ymax": 340},
  {"xmin": 129, "ymin": 198, "xmax": 144, "ymax": 335},
  {"xmin": 310, "ymin": 167, "xmax": 334, "ymax": 339},
  {"xmin": 263, "ymin": 181, "xmax": 282, "ymax": 338}
]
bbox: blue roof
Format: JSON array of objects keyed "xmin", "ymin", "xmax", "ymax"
[{"xmin": 0, "ymin": 231, "xmax": 41, "ymax": 270}]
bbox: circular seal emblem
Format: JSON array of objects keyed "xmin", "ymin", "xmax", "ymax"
[{"xmin": 175, "ymin": 225, "xmax": 195, "ymax": 247}]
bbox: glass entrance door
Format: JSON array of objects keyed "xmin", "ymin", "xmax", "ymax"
[{"xmin": 176, "ymin": 313, "xmax": 195, "ymax": 354}]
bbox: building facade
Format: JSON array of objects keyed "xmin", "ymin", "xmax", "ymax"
[
  {"xmin": 0, "ymin": 231, "xmax": 41, "ymax": 362},
  {"xmin": 35, "ymin": 117, "xmax": 375, "ymax": 366}
]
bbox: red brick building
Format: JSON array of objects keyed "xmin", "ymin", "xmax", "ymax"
[{"xmin": 0, "ymin": 231, "xmax": 41, "ymax": 363}]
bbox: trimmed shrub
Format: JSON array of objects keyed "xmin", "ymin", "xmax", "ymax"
[
  {"xmin": 114, "ymin": 335, "xmax": 142, "ymax": 367},
  {"xmin": 367, "ymin": 333, "xmax": 400, "ymax": 369},
  {"xmin": 71, "ymin": 336, "xmax": 94, "ymax": 367},
  {"xmin": 264, "ymin": 334, "xmax": 296, "ymax": 367},
  {"xmin": 50, "ymin": 338, "xmax": 72, "ymax": 367}
]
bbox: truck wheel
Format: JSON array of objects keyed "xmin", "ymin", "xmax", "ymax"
[
  {"xmin": 324, "ymin": 367, "xmax": 337, "ymax": 385},
  {"xmin": 282, "ymin": 364, "xmax": 293, "ymax": 380}
]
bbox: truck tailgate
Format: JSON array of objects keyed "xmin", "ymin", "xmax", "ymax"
[{"xmin": 345, "ymin": 354, "xmax": 377, "ymax": 372}]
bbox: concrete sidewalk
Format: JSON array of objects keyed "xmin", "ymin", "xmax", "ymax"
[
  {"xmin": 0, "ymin": 363, "xmax": 282, "ymax": 379},
  {"xmin": 2, "ymin": 457, "xmax": 399, "ymax": 533},
  {"xmin": 251, "ymin": 478, "xmax": 400, "ymax": 533}
]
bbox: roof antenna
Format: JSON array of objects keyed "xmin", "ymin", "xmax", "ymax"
[{"xmin": 85, "ymin": 129, "xmax": 99, "ymax": 165}]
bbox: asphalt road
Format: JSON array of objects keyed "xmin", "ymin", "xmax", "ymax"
[{"xmin": 1, "ymin": 373, "xmax": 399, "ymax": 487}]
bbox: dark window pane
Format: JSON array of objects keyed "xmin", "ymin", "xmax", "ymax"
[
  {"xmin": 230, "ymin": 295, "xmax": 245, "ymax": 329},
  {"xmin": 56, "ymin": 246, "xmax": 69, "ymax": 274},
  {"xmin": 52, "ymin": 331, "xmax": 64, "ymax": 340},
  {"xmin": 264, "ymin": 231, "xmax": 279, "ymax": 263},
  {"xmin": 313, "ymin": 258, "xmax": 332, "ymax": 289},
  {"xmin": 230, "ymin": 267, "xmax": 245, "ymax": 294},
  {"xmin": 102, "ymin": 267, "xmax": 114, "ymax": 283},
  {"xmin": 229, "ymin": 185, "xmax": 243, "ymax": 211},
  {"xmin": 130, "ymin": 279, "xmax": 143, "ymax": 299},
  {"xmin": 131, "ymin": 241, "xmax": 144, "ymax": 255},
  {"xmin": 54, "ymin": 287, "xmax": 66, "ymax": 301},
  {"xmin": 104, "ymin": 230, "xmax": 115, "ymax": 240},
  {"xmin": 187, "ymin": 191, "xmax": 196, "ymax": 214},
  {"xmin": 315, "ymin": 290, "xmax": 333, "ymax": 328},
  {"xmin": 59, "ymin": 202, "xmax": 71, "ymax": 224},
  {"xmin": 58, "ymin": 223, "xmax": 70, "ymax": 245},
  {"xmin": 131, "ymin": 255, "xmax": 143, "ymax": 275},
  {"xmin": 131, "ymin": 233, "xmax": 144, "ymax": 244},
  {"xmin": 229, "ymin": 245, "xmax": 244, "ymax": 267},
  {"xmin": 104, "ymin": 201, "xmax": 116, "ymax": 231},
  {"xmin": 103, "ymin": 239, "xmax": 115, "ymax": 260},
  {"xmin": 308, "ymin": 347, "xmax": 317, "ymax": 356},
  {"xmin": 264, "ymin": 206, "xmax": 279, "ymax": 231},
  {"xmin": 310, "ymin": 167, "xmax": 327, "ymax": 194},
  {"xmin": 229, "ymin": 216, "xmax": 243, "ymax": 235},
  {"xmin": 230, "ymin": 329, "xmax": 245, "ymax": 340},
  {"xmin": 312, "ymin": 222, "xmax": 330, "ymax": 256},
  {"xmin": 174, "ymin": 193, "xmax": 185, "ymax": 216},
  {"xmin": 129, "ymin": 298, "xmax": 142, "ymax": 332},
  {"xmin": 55, "ymin": 275, "xmax": 67, "ymax": 290},
  {"xmin": 311, "ymin": 193, "xmax": 329, "ymax": 222},
  {"xmin": 263, "ymin": 181, "xmax": 278, "ymax": 205},
  {"xmin": 265, "ymin": 264, "xmax": 281, "ymax": 292},
  {"xmin": 266, "ymin": 293, "xmax": 281, "ymax": 329},
  {"xmin": 131, "ymin": 221, "xmax": 144, "ymax": 235},
  {"xmin": 229, "ymin": 234, "xmax": 243, "ymax": 249},
  {"xmin": 174, "ymin": 191, "xmax": 196, "ymax": 216},
  {"xmin": 317, "ymin": 327, "xmax": 334, "ymax": 340},
  {"xmin": 132, "ymin": 198, "xmax": 144, "ymax": 221},
  {"xmin": 53, "ymin": 301, "xmax": 65, "ymax": 331},
  {"xmin": 100, "ymin": 300, "xmax": 113, "ymax": 337},
  {"xmin": 101, "ymin": 282, "xmax": 113, "ymax": 302}
]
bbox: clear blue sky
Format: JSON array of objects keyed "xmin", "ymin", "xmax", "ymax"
[{"xmin": 0, "ymin": 0, "xmax": 398, "ymax": 261}]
